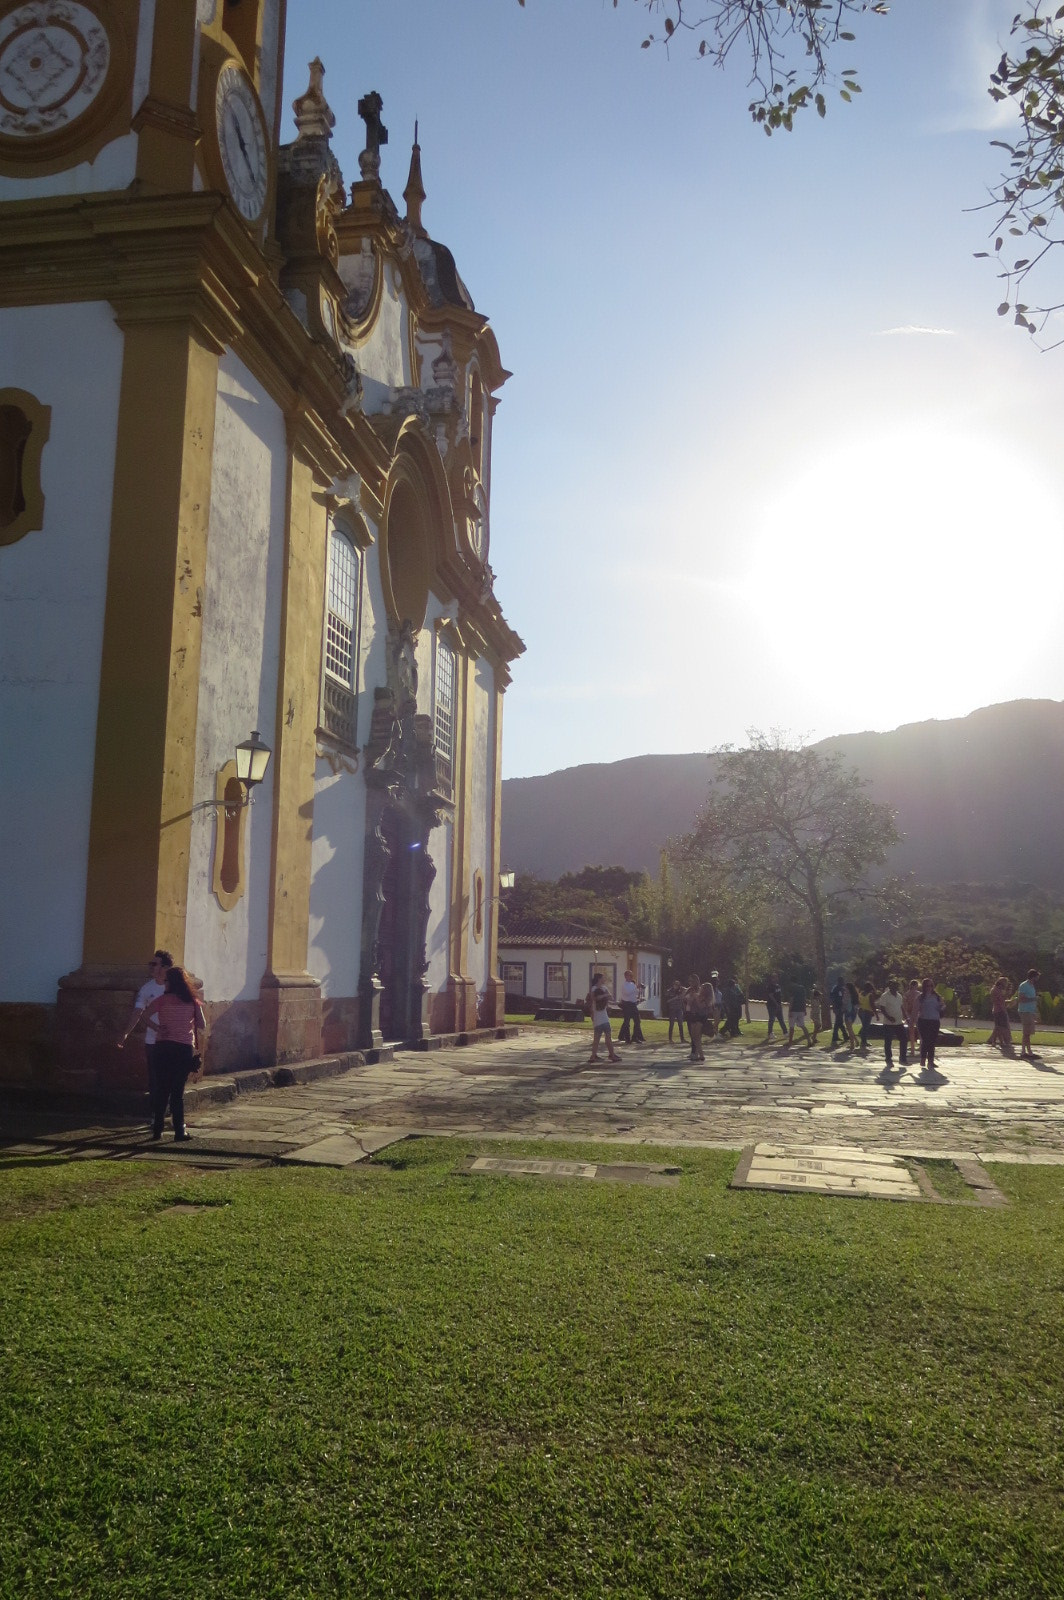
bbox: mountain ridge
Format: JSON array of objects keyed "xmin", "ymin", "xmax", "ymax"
[{"xmin": 501, "ymin": 699, "xmax": 1064, "ymax": 889}]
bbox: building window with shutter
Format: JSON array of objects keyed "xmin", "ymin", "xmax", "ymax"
[
  {"xmin": 320, "ymin": 525, "xmax": 362, "ymax": 748},
  {"xmin": 434, "ymin": 634, "xmax": 456, "ymax": 796}
]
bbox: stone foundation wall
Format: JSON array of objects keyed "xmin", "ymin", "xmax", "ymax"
[
  {"xmin": 321, "ymin": 996, "xmax": 361, "ymax": 1054},
  {"xmin": 0, "ymin": 1002, "xmax": 59, "ymax": 1089}
]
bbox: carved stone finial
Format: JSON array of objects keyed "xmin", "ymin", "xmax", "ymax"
[
  {"xmin": 357, "ymin": 90, "xmax": 388, "ymax": 180},
  {"xmin": 293, "ymin": 58, "xmax": 335, "ymax": 142},
  {"xmin": 404, "ymin": 120, "xmax": 427, "ymax": 237}
]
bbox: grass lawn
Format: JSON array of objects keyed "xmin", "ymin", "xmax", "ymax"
[{"xmin": 2, "ymin": 1142, "xmax": 1063, "ymax": 1598}]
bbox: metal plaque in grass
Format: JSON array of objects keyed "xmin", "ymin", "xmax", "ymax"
[
  {"xmin": 732, "ymin": 1143, "xmax": 1006, "ymax": 1205},
  {"xmin": 459, "ymin": 1155, "xmax": 681, "ymax": 1187}
]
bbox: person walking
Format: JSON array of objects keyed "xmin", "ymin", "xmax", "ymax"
[
  {"xmin": 876, "ymin": 977, "xmax": 909, "ymax": 1070},
  {"xmin": 1015, "ymin": 967, "xmax": 1040, "ymax": 1061},
  {"xmin": 765, "ymin": 974, "xmax": 787, "ymax": 1041},
  {"xmin": 617, "ymin": 970, "xmax": 645, "ymax": 1045},
  {"xmin": 902, "ymin": 979, "xmax": 921, "ymax": 1060},
  {"xmin": 829, "ymin": 976, "xmax": 848, "ymax": 1047},
  {"xmin": 684, "ymin": 973, "xmax": 706, "ymax": 1063},
  {"xmin": 665, "ymin": 980, "xmax": 686, "ymax": 1045},
  {"xmin": 720, "ymin": 977, "xmax": 744, "ymax": 1038},
  {"xmin": 787, "ymin": 980, "xmax": 814, "ymax": 1047},
  {"xmin": 809, "ymin": 986, "xmax": 824, "ymax": 1043},
  {"xmin": 118, "ymin": 949, "xmax": 173, "ymax": 1104},
  {"xmin": 917, "ymin": 977, "xmax": 946, "ymax": 1072},
  {"xmin": 857, "ymin": 980, "xmax": 877, "ymax": 1051},
  {"xmin": 587, "ymin": 972, "xmax": 620, "ymax": 1064},
  {"xmin": 842, "ymin": 981, "xmax": 859, "ymax": 1050},
  {"xmin": 706, "ymin": 972, "xmax": 722, "ymax": 1039},
  {"xmin": 139, "ymin": 965, "xmax": 205, "ymax": 1142},
  {"xmin": 987, "ymin": 976, "xmax": 1013, "ymax": 1051}
]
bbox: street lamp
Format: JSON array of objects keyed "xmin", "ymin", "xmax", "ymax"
[{"xmin": 233, "ymin": 730, "xmax": 272, "ymax": 805}]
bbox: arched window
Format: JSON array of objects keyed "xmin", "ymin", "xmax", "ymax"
[{"xmin": 320, "ymin": 524, "xmax": 362, "ymax": 748}]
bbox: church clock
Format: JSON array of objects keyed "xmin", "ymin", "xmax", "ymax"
[{"xmin": 211, "ymin": 61, "xmax": 268, "ymax": 225}]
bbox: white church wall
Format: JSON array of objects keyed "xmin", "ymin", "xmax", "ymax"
[
  {"xmin": 184, "ymin": 352, "xmax": 286, "ymax": 1002},
  {"xmin": 0, "ymin": 301, "xmax": 124, "ymax": 1001},
  {"xmin": 425, "ymin": 817, "xmax": 453, "ymax": 994},
  {"xmin": 258, "ymin": 0, "xmax": 284, "ymax": 143},
  {"xmin": 307, "ymin": 757, "xmax": 366, "ymax": 998},
  {"xmin": 341, "ymin": 265, "xmax": 412, "ymax": 409},
  {"xmin": 0, "ymin": 0, "xmax": 156, "ymax": 202}
]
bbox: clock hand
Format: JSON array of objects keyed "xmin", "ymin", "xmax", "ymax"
[{"xmin": 233, "ymin": 120, "xmax": 255, "ymax": 182}]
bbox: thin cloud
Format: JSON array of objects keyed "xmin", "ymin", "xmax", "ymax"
[{"xmin": 874, "ymin": 324, "xmax": 957, "ymax": 338}]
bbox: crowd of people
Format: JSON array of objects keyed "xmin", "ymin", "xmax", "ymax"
[{"xmin": 587, "ymin": 964, "xmax": 1046, "ymax": 1073}]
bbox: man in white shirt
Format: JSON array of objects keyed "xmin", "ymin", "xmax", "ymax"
[
  {"xmin": 617, "ymin": 970, "xmax": 645, "ymax": 1044},
  {"xmin": 876, "ymin": 977, "xmax": 909, "ymax": 1070},
  {"xmin": 119, "ymin": 950, "xmax": 173, "ymax": 1098}
]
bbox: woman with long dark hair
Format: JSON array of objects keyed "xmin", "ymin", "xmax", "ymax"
[{"xmin": 142, "ymin": 966, "xmax": 205, "ymax": 1142}]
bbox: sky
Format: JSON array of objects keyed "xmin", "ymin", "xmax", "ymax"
[{"xmin": 281, "ymin": 1, "xmax": 1064, "ymax": 778}]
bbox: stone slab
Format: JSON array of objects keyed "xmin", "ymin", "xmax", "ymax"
[
  {"xmin": 279, "ymin": 1130, "xmax": 409, "ymax": 1167},
  {"xmin": 461, "ymin": 1155, "xmax": 680, "ymax": 1187},
  {"xmin": 734, "ymin": 1143, "xmax": 922, "ymax": 1200}
]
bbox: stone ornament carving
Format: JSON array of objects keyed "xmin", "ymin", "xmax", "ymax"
[
  {"xmin": 315, "ymin": 739, "xmax": 359, "ymax": 776},
  {"xmin": 0, "ymin": 1, "xmax": 110, "ymax": 138},
  {"xmin": 392, "ymin": 618, "xmax": 418, "ymax": 710},
  {"xmin": 315, "ymin": 169, "xmax": 343, "ymax": 266}
]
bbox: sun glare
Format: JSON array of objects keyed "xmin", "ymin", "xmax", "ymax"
[{"xmin": 745, "ymin": 421, "xmax": 1064, "ymax": 733}]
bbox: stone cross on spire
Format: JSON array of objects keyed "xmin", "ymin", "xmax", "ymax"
[{"xmin": 357, "ymin": 90, "xmax": 388, "ymax": 180}]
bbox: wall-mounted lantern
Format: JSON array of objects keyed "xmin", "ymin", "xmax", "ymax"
[{"xmin": 233, "ymin": 730, "xmax": 272, "ymax": 804}]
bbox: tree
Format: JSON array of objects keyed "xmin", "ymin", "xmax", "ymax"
[
  {"xmin": 519, "ymin": 2, "xmax": 1064, "ymax": 339},
  {"xmin": 671, "ymin": 733, "xmax": 903, "ymax": 995},
  {"xmin": 983, "ymin": 4, "xmax": 1064, "ymax": 342},
  {"xmin": 636, "ymin": 0, "xmax": 888, "ymax": 132}
]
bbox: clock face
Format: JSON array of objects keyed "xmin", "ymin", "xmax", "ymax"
[
  {"xmin": 215, "ymin": 63, "xmax": 268, "ymax": 223},
  {"xmin": 0, "ymin": 2, "xmax": 110, "ymax": 138}
]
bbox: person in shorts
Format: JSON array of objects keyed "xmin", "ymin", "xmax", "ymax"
[
  {"xmin": 1015, "ymin": 968, "xmax": 1040, "ymax": 1061},
  {"xmin": 787, "ymin": 981, "xmax": 813, "ymax": 1047},
  {"xmin": 587, "ymin": 973, "xmax": 619, "ymax": 1064}
]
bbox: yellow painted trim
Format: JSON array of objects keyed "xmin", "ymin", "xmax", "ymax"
[
  {"xmin": 0, "ymin": 386, "xmax": 50, "ymax": 546},
  {"xmin": 488, "ymin": 676, "xmax": 505, "ymax": 980},
  {"xmin": 262, "ymin": 444, "xmax": 327, "ymax": 978},
  {"xmin": 82, "ymin": 320, "xmax": 219, "ymax": 965},
  {"xmin": 135, "ymin": 0, "xmax": 201, "ymax": 193}
]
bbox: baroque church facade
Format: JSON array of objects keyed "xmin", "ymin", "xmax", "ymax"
[{"xmin": 0, "ymin": 0, "xmax": 523, "ymax": 1092}]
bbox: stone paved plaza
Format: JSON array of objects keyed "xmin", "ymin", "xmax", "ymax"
[{"xmin": 4, "ymin": 1028, "xmax": 1064, "ymax": 1168}]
